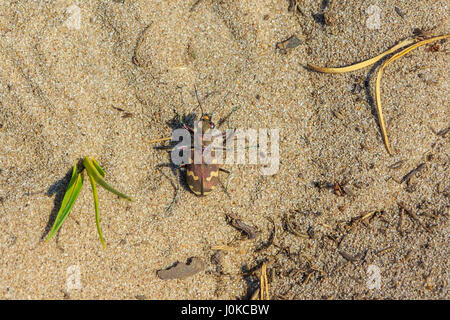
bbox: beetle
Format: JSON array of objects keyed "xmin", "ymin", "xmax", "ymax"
[
  {"xmin": 149, "ymin": 88, "xmax": 234, "ymax": 198},
  {"xmin": 182, "ymin": 112, "xmax": 232, "ymax": 196}
]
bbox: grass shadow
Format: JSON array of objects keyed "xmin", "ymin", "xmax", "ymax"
[
  {"xmin": 40, "ymin": 167, "xmax": 74, "ymax": 241},
  {"xmin": 40, "ymin": 159, "xmax": 84, "ymax": 241}
]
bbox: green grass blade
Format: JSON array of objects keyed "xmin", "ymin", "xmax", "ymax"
[
  {"xmin": 92, "ymin": 158, "xmax": 105, "ymax": 177},
  {"xmin": 46, "ymin": 163, "xmax": 84, "ymax": 242},
  {"xmin": 83, "ymin": 157, "xmax": 134, "ymax": 201},
  {"xmin": 87, "ymin": 171, "xmax": 106, "ymax": 248}
]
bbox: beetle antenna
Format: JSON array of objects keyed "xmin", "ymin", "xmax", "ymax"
[
  {"xmin": 211, "ymin": 91, "xmax": 230, "ymax": 116},
  {"xmin": 194, "ymin": 85, "xmax": 204, "ymax": 116}
]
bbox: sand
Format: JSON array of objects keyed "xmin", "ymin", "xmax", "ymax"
[{"xmin": 0, "ymin": 0, "xmax": 448, "ymax": 299}]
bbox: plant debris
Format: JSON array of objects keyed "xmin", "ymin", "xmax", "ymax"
[
  {"xmin": 256, "ymin": 218, "xmax": 276, "ymax": 252},
  {"xmin": 333, "ymin": 182, "xmax": 344, "ymax": 196},
  {"xmin": 260, "ymin": 262, "xmax": 270, "ymax": 300},
  {"xmin": 401, "ymin": 163, "xmax": 425, "ymax": 184},
  {"xmin": 287, "ymin": 0, "xmax": 304, "ymax": 16},
  {"xmin": 374, "ymin": 35, "xmax": 449, "ymax": 154},
  {"xmin": 398, "ymin": 202, "xmax": 430, "ymax": 232},
  {"xmin": 389, "ymin": 160, "xmax": 405, "ymax": 170},
  {"xmin": 226, "ymin": 213, "xmax": 258, "ymax": 239},
  {"xmin": 276, "ymin": 35, "xmax": 302, "ymax": 54},
  {"xmin": 376, "ymin": 245, "xmax": 397, "ymax": 256},
  {"xmin": 308, "ymin": 34, "xmax": 449, "ymax": 154},
  {"xmin": 111, "ymin": 105, "xmax": 133, "ymax": 118},
  {"xmin": 339, "ymin": 250, "xmax": 362, "ymax": 262},
  {"xmin": 395, "ymin": 7, "xmax": 406, "ymax": 19},
  {"xmin": 157, "ymin": 257, "xmax": 205, "ymax": 280},
  {"xmin": 436, "ymin": 127, "xmax": 449, "ymax": 137},
  {"xmin": 251, "ymin": 262, "xmax": 270, "ymax": 300},
  {"xmin": 308, "ymin": 38, "xmax": 415, "ymax": 74},
  {"xmin": 283, "ymin": 213, "xmax": 310, "ymax": 239}
]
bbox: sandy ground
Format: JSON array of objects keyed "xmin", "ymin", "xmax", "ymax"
[{"xmin": 0, "ymin": 0, "xmax": 448, "ymax": 299}]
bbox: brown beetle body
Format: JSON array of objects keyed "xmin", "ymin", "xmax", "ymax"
[
  {"xmin": 186, "ymin": 149, "xmax": 219, "ymax": 196},
  {"xmin": 185, "ymin": 114, "xmax": 221, "ymax": 196}
]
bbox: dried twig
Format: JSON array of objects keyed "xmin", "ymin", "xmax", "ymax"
[
  {"xmin": 308, "ymin": 34, "xmax": 450, "ymax": 154},
  {"xmin": 398, "ymin": 202, "xmax": 430, "ymax": 232},
  {"xmin": 308, "ymin": 39, "xmax": 415, "ymax": 73},
  {"xmin": 259, "ymin": 262, "xmax": 270, "ymax": 300},
  {"xmin": 401, "ymin": 163, "xmax": 425, "ymax": 184},
  {"xmin": 226, "ymin": 213, "xmax": 258, "ymax": 239},
  {"xmin": 375, "ymin": 35, "xmax": 450, "ymax": 154},
  {"xmin": 376, "ymin": 245, "xmax": 397, "ymax": 256}
]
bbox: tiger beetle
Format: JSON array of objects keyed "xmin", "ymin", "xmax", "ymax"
[{"xmin": 149, "ymin": 87, "xmax": 237, "ymax": 200}]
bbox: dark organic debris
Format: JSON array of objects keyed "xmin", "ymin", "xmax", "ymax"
[
  {"xmin": 313, "ymin": 181, "xmax": 334, "ymax": 191},
  {"xmin": 389, "ymin": 160, "xmax": 404, "ymax": 170},
  {"xmin": 287, "ymin": 0, "xmax": 304, "ymax": 16},
  {"xmin": 283, "ymin": 213, "xmax": 310, "ymax": 239},
  {"xmin": 312, "ymin": 179, "xmax": 352, "ymax": 197},
  {"xmin": 256, "ymin": 218, "xmax": 275, "ymax": 252},
  {"xmin": 436, "ymin": 127, "xmax": 449, "ymax": 137},
  {"xmin": 111, "ymin": 105, "xmax": 133, "ymax": 118},
  {"xmin": 312, "ymin": 13, "xmax": 326, "ymax": 25},
  {"xmin": 351, "ymin": 83, "xmax": 363, "ymax": 94},
  {"xmin": 190, "ymin": 0, "xmax": 202, "ymax": 12},
  {"xmin": 321, "ymin": 0, "xmax": 331, "ymax": 10},
  {"xmin": 211, "ymin": 251, "xmax": 224, "ymax": 266},
  {"xmin": 339, "ymin": 250, "xmax": 363, "ymax": 262},
  {"xmin": 276, "ymin": 35, "xmax": 302, "ymax": 54},
  {"xmin": 401, "ymin": 163, "xmax": 425, "ymax": 184},
  {"xmin": 426, "ymin": 42, "xmax": 441, "ymax": 52},
  {"xmin": 395, "ymin": 7, "xmax": 405, "ymax": 19},
  {"xmin": 157, "ymin": 257, "xmax": 205, "ymax": 280},
  {"xmin": 398, "ymin": 202, "xmax": 430, "ymax": 232},
  {"xmin": 226, "ymin": 213, "xmax": 258, "ymax": 239},
  {"xmin": 412, "ymin": 28, "xmax": 433, "ymax": 38}
]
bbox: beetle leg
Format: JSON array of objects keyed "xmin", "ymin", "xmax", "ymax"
[
  {"xmin": 166, "ymin": 168, "xmax": 180, "ymax": 214},
  {"xmin": 154, "ymin": 145, "xmax": 175, "ymax": 150},
  {"xmin": 183, "ymin": 124, "xmax": 194, "ymax": 134},
  {"xmin": 217, "ymin": 106, "xmax": 238, "ymax": 129},
  {"xmin": 156, "ymin": 165, "xmax": 180, "ymax": 214},
  {"xmin": 216, "ymin": 168, "xmax": 232, "ymax": 198},
  {"xmin": 173, "ymin": 145, "xmax": 189, "ymax": 150}
]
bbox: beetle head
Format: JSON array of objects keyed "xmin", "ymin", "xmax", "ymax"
[{"xmin": 200, "ymin": 113, "xmax": 215, "ymax": 133}]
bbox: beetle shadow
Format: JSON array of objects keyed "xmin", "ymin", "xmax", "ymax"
[
  {"xmin": 40, "ymin": 167, "xmax": 75, "ymax": 241},
  {"xmin": 154, "ymin": 111, "xmax": 198, "ymax": 195},
  {"xmin": 152, "ymin": 111, "xmax": 197, "ymax": 153},
  {"xmin": 156, "ymin": 162, "xmax": 191, "ymax": 194},
  {"xmin": 166, "ymin": 110, "xmax": 197, "ymax": 130}
]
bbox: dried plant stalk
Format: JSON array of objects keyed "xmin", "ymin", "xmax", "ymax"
[{"xmin": 375, "ymin": 34, "xmax": 449, "ymax": 154}]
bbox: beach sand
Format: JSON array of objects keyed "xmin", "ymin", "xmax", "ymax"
[{"xmin": 0, "ymin": 0, "xmax": 448, "ymax": 299}]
